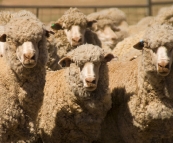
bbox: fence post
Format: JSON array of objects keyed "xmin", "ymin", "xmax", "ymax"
[
  {"xmin": 147, "ymin": 0, "xmax": 152, "ymax": 16},
  {"xmin": 36, "ymin": 7, "xmax": 39, "ymax": 18}
]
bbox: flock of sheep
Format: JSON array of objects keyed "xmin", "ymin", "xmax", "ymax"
[{"xmin": 0, "ymin": 5, "xmax": 173, "ymax": 143}]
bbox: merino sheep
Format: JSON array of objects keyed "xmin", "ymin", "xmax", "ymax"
[
  {"xmin": 87, "ymin": 8, "xmax": 129, "ymax": 52},
  {"xmin": 97, "ymin": 24, "xmax": 173, "ymax": 143},
  {"xmin": 0, "ymin": 10, "xmax": 37, "ymax": 25},
  {"xmin": 46, "ymin": 8, "xmax": 96, "ymax": 71},
  {"xmin": 0, "ymin": 12, "xmax": 48, "ymax": 142},
  {"xmin": 152, "ymin": 5, "xmax": 173, "ymax": 25},
  {"xmin": 112, "ymin": 31, "xmax": 144, "ymax": 61},
  {"xmin": 38, "ymin": 44, "xmax": 114, "ymax": 143},
  {"xmin": 0, "ymin": 10, "xmax": 39, "ymax": 58},
  {"xmin": 128, "ymin": 16, "xmax": 154, "ymax": 36}
]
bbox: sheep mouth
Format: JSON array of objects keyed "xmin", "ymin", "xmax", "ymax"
[
  {"xmin": 22, "ymin": 63, "xmax": 37, "ymax": 68},
  {"xmin": 158, "ymin": 71, "xmax": 170, "ymax": 76},
  {"xmin": 72, "ymin": 42, "xmax": 82, "ymax": 47},
  {"xmin": 157, "ymin": 67, "xmax": 170, "ymax": 76},
  {"xmin": 85, "ymin": 86, "xmax": 97, "ymax": 91},
  {"xmin": 85, "ymin": 84, "xmax": 97, "ymax": 91}
]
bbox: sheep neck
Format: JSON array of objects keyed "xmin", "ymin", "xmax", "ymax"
[
  {"xmin": 138, "ymin": 48, "xmax": 165, "ymax": 103},
  {"xmin": 67, "ymin": 63, "xmax": 111, "ymax": 115},
  {"xmin": 4, "ymin": 43, "xmax": 46, "ymax": 121}
]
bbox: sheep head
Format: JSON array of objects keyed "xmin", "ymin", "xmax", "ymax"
[
  {"xmin": 16, "ymin": 41, "xmax": 39, "ymax": 68},
  {"xmin": 51, "ymin": 20, "xmax": 96, "ymax": 47},
  {"xmin": 88, "ymin": 19, "xmax": 119, "ymax": 49},
  {"xmin": 0, "ymin": 34, "xmax": 39, "ymax": 68},
  {"xmin": 58, "ymin": 44, "xmax": 114, "ymax": 91},
  {"xmin": 1, "ymin": 16, "xmax": 48, "ymax": 69},
  {"xmin": 133, "ymin": 24, "xmax": 173, "ymax": 76},
  {"xmin": 51, "ymin": 8, "xmax": 97, "ymax": 47}
]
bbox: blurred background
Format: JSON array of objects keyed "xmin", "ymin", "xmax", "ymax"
[{"xmin": 0, "ymin": 0, "xmax": 172, "ymax": 25}]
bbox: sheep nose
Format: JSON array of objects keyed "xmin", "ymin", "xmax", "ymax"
[
  {"xmin": 158, "ymin": 61, "xmax": 169, "ymax": 69},
  {"xmin": 72, "ymin": 37, "xmax": 82, "ymax": 43},
  {"xmin": 24, "ymin": 53, "xmax": 35, "ymax": 60},
  {"xmin": 111, "ymin": 37, "xmax": 117, "ymax": 41},
  {"xmin": 85, "ymin": 77, "xmax": 96, "ymax": 84}
]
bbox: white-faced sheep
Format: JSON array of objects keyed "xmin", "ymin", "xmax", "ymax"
[
  {"xmin": 0, "ymin": 12, "xmax": 48, "ymax": 142},
  {"xmin": 87, "ymin": 8, "xmax": 129, "ymax": 52},
  {"xmin": 46, "ymin": 8, "xmax": 96, "ymax": 71},
  {"xmin": 97, "ymin": 24, "xmax": 173, "ymax": 143},
  {"xmin": 0, "ymin": 10, "xmax": 39, "ymax": 57},
  {"xmin": 38, "ymin": 44, "xmax": 114, "ymax": 143}
]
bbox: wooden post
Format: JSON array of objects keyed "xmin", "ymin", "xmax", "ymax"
[
  {"xmin": 36, "ymin": 7, "xmax": 39, "ymax": 18},
  {"xmin": 147, "ymin": 0, "xmax": 152, "ymax": 16}
]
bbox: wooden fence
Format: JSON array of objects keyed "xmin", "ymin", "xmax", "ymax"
[{"xmin": 0, "ymin": 0, "xmax": 172, "ymax": 24}]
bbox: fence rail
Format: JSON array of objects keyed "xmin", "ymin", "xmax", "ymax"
[{"xmin": 0, "ymin": 0, "xmax": 172, "ymax": 24}]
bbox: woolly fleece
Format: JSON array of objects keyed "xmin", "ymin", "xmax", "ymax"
[
  {"xmin": 0, "ymin": 15, "xmax": 48, "ymax": 142},
  {"xmin": 56, "ymin": 7, "xmax": 88, "ymax": 29},
  {"xmin": 39, "ymin": 44, "xmax": 112, "ymax": 143},
  {"xmin": 97, "ymin": 24, "xmax": 173, "ymax": 143}
]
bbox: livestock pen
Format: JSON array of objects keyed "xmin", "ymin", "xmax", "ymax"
[{"xmin": 0, "ymin": 0, "xmax": 172, "ymax": 25}]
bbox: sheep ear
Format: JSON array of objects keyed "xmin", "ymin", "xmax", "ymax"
[
  {"xmin": 87, "ymin": 20, "xmax": 97, "ymax": 28},
  {"xmin": 58, "ymin": 57, "xmax": 72, "ymax": 68},
  {"xmin": 45, "ymin": 30, "xmax": 55, "ymax": 38},
  {"xmin": 51, "ymin": 23, "xmax": 62, "ymax": 30},
  {"xmin": 0, "ymin": 34, "xmax": 6, "ymax": 42},
  {"xmin": 104, "ymin": 53, "xmax": 115, "ymax": 62},
  {"xmin": 133, "ymin": 40, "xmax": 145, "ymax": 50}
]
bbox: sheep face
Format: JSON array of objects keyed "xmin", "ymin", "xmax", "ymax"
[
  {"xmin": 59, "ymin": 50, "xmax": 114, "ymax": 91},
  {"xmin": 64, "ymin": 25, "xmax": 86, "ymax": 47},
  {"xmin": 91, "ymin": 23, "xmax": 118, "ymax": 49},
  {"xmin": 16, "ymin": 41, "xmax": 39, "ymax": 68},
  {"xmin": 134, "ymin": 42, "xmax": 173, "ymax": 76},
  {"xmin": 152, "ymin": 46, "xmax": 173, "ymax": 76},
  {"xmin": 79, "ymin": 61, "xmax": 101, "ymax": 91}
]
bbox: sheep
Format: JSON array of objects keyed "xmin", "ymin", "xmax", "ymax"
[
  {"xmin": 97, "ymin": 23, "xmax": 173, "ymax": 143},
  {"xmin": 112, "ymin": 30, "xmax": 144, "ymax": 61},
  {"xmin": 112, "ymin": 16, "xmax": 156, "ymax": 61},
  {"xmin": 0, "ymin": 10, "xmax": 39, "ymax": 58},
  {"xmin": 38, "ymin": 44, "xmax": 114, "ymax": 143},
  {"xmin": 46, "ymin": 7, "xmax": 96, "ymax": 71},
  {"xmin": 0, "ymin": 10, "xmax": 37, "ymax": 25},
  {"xmin": 152, "ymin": 5, "xmax": 173, "ymax": 26},
  {"xmin": 87, "ymin": 8, "xmax": 129, "ymax": 52},
  {"xmin": 0, "ymin": 12, "xmax": 48, "ymax": 142},
  {"xmin": 128, "ymin": 16, "xmax": 154, "ymax": 36}
]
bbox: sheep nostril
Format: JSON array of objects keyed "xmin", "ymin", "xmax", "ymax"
[
  {"xmin": 78, "ymin": 38, "xmax": 82, "ymax": 43},
  {"xmin": 158, "ymin": 62, "xmax": 169, "ymax": 69},
  {"xmin": 72, "ymin": 37, "xmax": 82, "ymax": 43},
  {"xmin": 30, "ymin": 55, "xmax": 35, "ymax": 60},
  {"xmin": 111, "ymin": 37, "xmax": 117, "ymax": 41},
  {"xmin": 91, "ymin": 80, "xmax": 96, "ymax": 84},
  {"xmin": 24, "ymin": 53, "xmax": 35, "ymax": 60},
  {"xmin": 85, "ymin": 77, "xmax": 96, "ymax": 84},
  {"xmin": 165, "ymin": 64, "xmax": 169, "ymax": 69}
]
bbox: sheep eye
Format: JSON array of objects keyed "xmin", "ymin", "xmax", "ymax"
[
  {"xmin": 152, "ymin": 48, "xmax": 157, "ymax": 53},
  {"xmin": 169, "ymin": 48, "xmax": 173, "ymax": 52}
]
